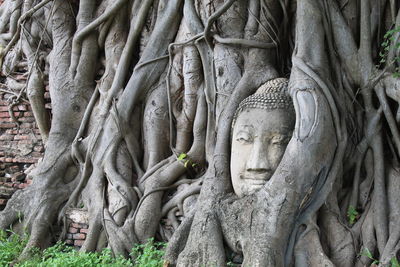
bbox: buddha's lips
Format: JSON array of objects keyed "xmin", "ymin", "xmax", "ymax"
[{"xmin": 240, "ymin": 173, "xmax": 271, "ymax": 183}]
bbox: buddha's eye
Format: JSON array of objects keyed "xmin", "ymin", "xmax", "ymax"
[
  {"xmin": 271, "ymin": 135, "xmax": 290, "ymax": 145},
  {"xmin": 236, "ymin": 131, "xmax": 252, "ymax": 144}
]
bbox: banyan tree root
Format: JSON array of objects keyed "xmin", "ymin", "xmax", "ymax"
[{"xmin": 0, "ymin": 0, "xmax": 399, "ymax": 267}]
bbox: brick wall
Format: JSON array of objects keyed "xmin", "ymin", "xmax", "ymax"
[
  {"xmin": 0, "ymin": 79, "xmax": 51, "ymax": 208},
  {"xmin": 65, "ymin": 208, "xmax": 89, "ymax": 248},
  {"xmin": 0, "ymin": 79, "xmax": 88, "ymax": 248},
  {"xmin": 0, "ymin": 100, "xmax": 46, "ymax": 164}
]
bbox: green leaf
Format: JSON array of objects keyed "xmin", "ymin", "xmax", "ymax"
[
  {"xmin": 384, "ymin": 27, "xmax": 399, "ymax": 38},
  {"xmin": 178, "ymin": 153, "xmax": 187, "ymax": 161},
  {"xmin": 347, "ymin": 205, "xmax": 359, "ymax": 225},
  {"xmin": 391, "ymin": 257, "xmax": 400, "ymax": 267},
  {"xmin": 361, "ymin": 248, "xmax": 374, "ymax": 260},
  {"xmin": 184, "ymin": 160, "xmax": 189, "ymax": 168}
]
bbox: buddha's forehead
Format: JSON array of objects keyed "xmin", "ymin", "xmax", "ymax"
[{"xmin": 233, "ymin": 108, "xmax": 294, "ymax": 134}]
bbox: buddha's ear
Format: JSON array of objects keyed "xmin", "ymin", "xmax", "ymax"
[
  {"xmin": 288, "ymin": 74, "xmax": 320, "ymax": 142},
  {"xmin": 293, "ymin": 89, "xmax": 318, "ymax": 142}
]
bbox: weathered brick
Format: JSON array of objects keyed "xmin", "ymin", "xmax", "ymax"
[
  {"xmin": 8, "ymin": 165, "xmax": 20, "ymax": 172},
  {"xmin": 0, "ymin": 123, "xmax": 15, "ymax": 128},
  {"xmin": 68, "ymin": 227, "xmax": 78, "ymax": 234},
  {"xmin": 30, "ymin": 152, "xmax": 43, "ymax": 158},
  {"xmin": 72, "ymin": 233, "xmax": 86, "ymax": 240},
  {"xmin": 0, "ymin": 163, "xmax": 8, "ymax": 168},
  {"xmin": 71, "ymin": 223, "xmax": 86, "ymax": 229},
  {"xmin": 0, "ymin": 177, "xmax": 10, "ymax": 183},
  {"xmin": 0, "ymin": 112, "xmax": 20, "ymax": 118},
  {"xmin": 65, "ymin": 239, "xmax": 74, "ymax": 245},
  {"xmin": 19, "ymin": 123, "xmax": 34, "ymax": 128},
  {"xmin": 80, "ymin": 228, "xmax": 89, "ymax": 234},
  {"xmin": 3, "ymin": 94, "xmax": 13, "ymax": 99},
  {"xmin": 14, "ymin": 74, "xmax": 26, "ymax": 81},
  {"xmin": 33, "ymin": 146, "xmax": 44, "ymax": 152},
  {"xmin": 11, "ymin": 172, "xmax": 25, "ymax": 182},
  {"xmin": 0, "ymin": 117, "xmax": 11, "ymax": 122},
  {"xmin": 74, "ymin": 240, "xmax": 85, "ymax": 247},
  {"xmin": 17, "ymin": 129, "xmax": 31, "ymax": 134},
  {"xmin": 14, "ymin": 135, "xmax": 30, "ymax": 140},
  {"xmin": 18, "ymin": 183, "xmax": 28, "ymax": 189},
  {"xmin": 0, "ymin": 135, "xmax": 14, "ymax": 141},
  {"xmin": 14, "ymin": 158, "xmax": 38, "ymax": 164},
  {"xmin": 17, "ymin": 105, "xmax": 28, "ymax": 111},
  {"xmin": 18, "ymin": 117, "xmax": 35, "ymax": 123},
  {"xmin": 18, "ymin": 139, "xmax": 33, "ymax": 144}
]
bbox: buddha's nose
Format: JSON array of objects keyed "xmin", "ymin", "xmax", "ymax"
[{"xmin": 245, "ymin": 142, "xmax": 271, "ymax": 173}]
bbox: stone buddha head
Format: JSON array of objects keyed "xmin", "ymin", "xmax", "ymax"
[{"xmin": 230, "ymin": 78, "xmax": 295, "ymax": 197}]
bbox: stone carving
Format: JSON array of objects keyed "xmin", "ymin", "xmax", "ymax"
[{"xmin": 230, "ymin": 78, "xmax": 295, "ymax": 197}]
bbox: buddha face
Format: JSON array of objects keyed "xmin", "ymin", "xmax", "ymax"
[{"xmin": 230, "ymin": 108, "xmax": 294, "ymax": 197}]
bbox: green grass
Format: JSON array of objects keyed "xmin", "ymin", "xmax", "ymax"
[
  {"xmin": 131, "ymin": 239, "xmax": 165, "ymax": 267},
  {"xmin": 0, "ymin": 231, "xmax": 165, "ymax": 267},
  {"xmin": 0, "ymin": 230, "xmax": 28, "ymax": 266}
]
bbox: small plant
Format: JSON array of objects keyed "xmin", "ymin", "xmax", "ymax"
[
  {"xmin": 177, "ymin": 153, "xmax": 197, "ymax": 168},
  {"xmin": 131, "ymin": 238, "xmax": 166, "ymax": 267},
  {"xmin": 360, "ymin": 248, "xmax": 400, "ymax": 267},
  {"xmin": 361, "ymin": 248, "xmax": 379, "ymax": 265},
  {"xmin": 379, "ymin": 26, "xmax": 400, "ymax": 77},
  {"xmin": 391, "ymin": 257, "xmax": 400, "ymax": 267},
  {"xmin": 347, "ymin": 205, "xmax": 359, "ymax": 225}
]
